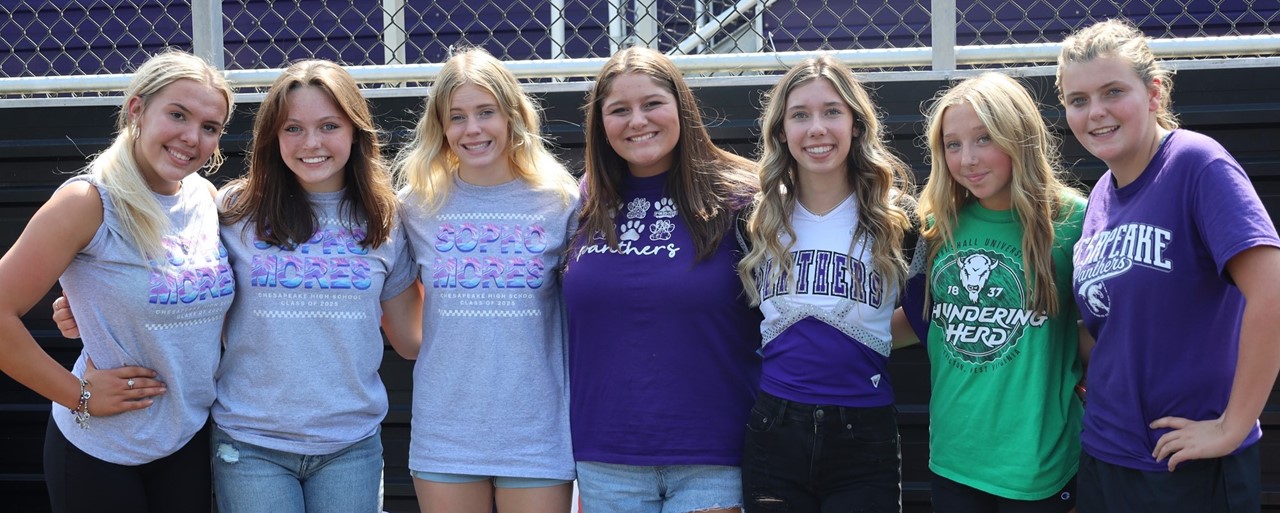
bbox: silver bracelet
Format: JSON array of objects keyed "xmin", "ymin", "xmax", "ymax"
[{"xmin": 70, "ymin": 379, "xmax": 91, "ymax": 429}]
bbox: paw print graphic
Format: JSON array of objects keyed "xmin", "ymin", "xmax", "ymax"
[
  {"xmin": 653, "ymin": 198, "xmax": 678, "ymax": 219},
  {"xmin": 626, "ymin": 197, "xmax": 651, "ymax": 219},
  {"xmin": 619, "ymin": 220, "xmax": 646, "ymax": 241},
  {"xmin": 649, "ymin": 219, "xmax": 674, "ymax": 241}
]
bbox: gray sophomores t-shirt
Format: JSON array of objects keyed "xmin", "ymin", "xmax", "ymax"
[
  {"xmin": 213, "ymin": 189, "xmax": 415, "ymax": 455},
  {"xmin": 400, "ymin": 177, "xmax": 577, "ymax": 480},
  {"xmin": 54, "ymin": 174, "xmax": 234, "ymax": 465}
]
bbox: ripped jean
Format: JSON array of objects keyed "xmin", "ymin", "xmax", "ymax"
[
  {"xmin": 210, "ymin": 424, "xmax": 384, "ymax": 513},
  {"xmin": 741, "ymin": 391, "xmax": 901, "ymax": 513}
]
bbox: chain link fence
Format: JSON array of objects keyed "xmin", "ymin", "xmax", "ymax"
[{"xmin": 1, "ymin": 0, "xmax": 1277, "ymax": 90}]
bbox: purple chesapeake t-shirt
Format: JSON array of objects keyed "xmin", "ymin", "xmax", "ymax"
[
  {"xmin": 563, "ymin": 171, "xmax": 761, "ymax": 466},
  {"xmin": 1072, "ymin": 129, "xmax": 1279, "ymax": 472}
]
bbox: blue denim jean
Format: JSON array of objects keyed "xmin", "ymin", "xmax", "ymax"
[
  {"xmin": 576, "ymin": 461, "xmax": 743, "ymax": 513},
  {"xmin": 211, "ymin": 424, "xmax": 384, "ymax": 513},
  {"xmin": 741, "ymin": 391, "xmax": 901, "ymax": 512}
]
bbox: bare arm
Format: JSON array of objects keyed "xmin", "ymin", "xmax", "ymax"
[
  {"xmin": 1074, "ymin": 320, "xmax": 1094, "ymax": 401},
  {"xmin": 1151, "ymin": 245, "xmax": 1280, "ymax": 470},
  {"xmin": 1077, "ymin": 320, "xmax": 1095, "ymax": 368},
  {"xmin": 891, "ymin": 308, "xmax": 920, "ymax": 349},
  {"xmin": 0, "ymin": 182, "xmax": 162, "ymax": 416},
  {"xmin": 381, "ymin": 281, "xmax": 424, "ymax": 360}
]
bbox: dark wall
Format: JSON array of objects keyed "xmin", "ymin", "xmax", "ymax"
[{"xmin": 1, "ymin": 65, "xmax": 1279, "ymax": 512}]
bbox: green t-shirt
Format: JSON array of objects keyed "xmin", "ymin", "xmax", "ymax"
[{"xmin": 925, "ymin": 196, "xmax": 1086, "ymax": 500}]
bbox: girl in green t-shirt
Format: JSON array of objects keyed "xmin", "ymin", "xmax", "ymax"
[{"xmin": 895, "ymin": 72, "xmax": 1087, "ymax": 513}]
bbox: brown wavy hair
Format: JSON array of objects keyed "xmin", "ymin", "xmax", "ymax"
[{"xmin": 221, "ymin": 59, "xmax": 397, "ymax": 250}]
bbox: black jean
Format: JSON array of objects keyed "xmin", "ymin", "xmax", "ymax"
[{"xmin": 741, "ymin": 391, "xmax": 902, "ymax": 513}]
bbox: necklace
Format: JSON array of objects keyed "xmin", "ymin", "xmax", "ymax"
[{"xmin": 172, "ymin": 183, "xmax": 195, "ymax": 255}]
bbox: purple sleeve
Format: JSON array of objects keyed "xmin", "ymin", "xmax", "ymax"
[
  {"xmin": 900, "ymin": 271, "xmax": 929, "ymax": 346},
  {"xmin": 1191, "ymin": 155, "xmax": 1280, "ymax": 279}
]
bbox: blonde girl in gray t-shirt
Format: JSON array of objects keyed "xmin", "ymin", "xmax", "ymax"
[{"xmin": 0, "ymin": 50, "xmax": 235, "ymax": 512}]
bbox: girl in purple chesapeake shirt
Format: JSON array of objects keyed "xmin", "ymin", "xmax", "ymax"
[{"xmin": 1057, "ymin": 18, "xmax": 1280, "ymax": 513}]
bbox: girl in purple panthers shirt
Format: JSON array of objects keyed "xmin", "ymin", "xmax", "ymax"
[
  {"xmin": 1058, "ymin": 19, "xmax": 1280, "ymax": 513},
  {"xmin": 736, "ymin": 56, "xmax": 920, "ymax": 512},
  {"xmin": 564, "ymin": 47, "xmax": 760, "ymax": 513}
]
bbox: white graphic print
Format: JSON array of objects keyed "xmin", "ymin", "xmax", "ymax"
[
  {"xmin": 620, "ymin": 220, "xmax": 645, "ymax": 241},
  {"xmin": 959, "ymin": 254, "xmax": 998, "ymax": 302},
  {"xmin": 1073, "ymin": 222, "xmax": 1172, "ymax": 320},
  {"xmin": 653, "ymin": 198, "xmax": 678, "ymax": 219},
  {"xmin": 870, "ymin": 374, "xmax": 882, "ymax": 388},
  {"xmin": 573, "ymin": 195, "xmax": 682, "ymax": 261},
  {"xmin": 648, "ymin": 219, "xmax": 674, "ymax": 241},
  {"xmin": 626, "ymin": 197, "xmax": 651, "ymax": 219},
  {"xmin": 1083, "ymin": 282, "xmax": 1111, "ymax": 317},
  {"xmin": 931, "ymin": 248, "xmax": 1046, "ymax": 365}
]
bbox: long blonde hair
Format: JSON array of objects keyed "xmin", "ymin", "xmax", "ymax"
[
  {"xmin": 393, "ymin": 48, "xmax": 576, "ymax": 212},
  {"xmin": 739, "ymin": 56, "xmax": 915, "ymax": 306},
  {"xmin": 577, "ymin": 47, "xmax": 757, "ymax": 261},
  {"xmin": 1056, "ymin": 18, "xmax": 1179, "ymax": 130},
  {"xmin": 89, "ymin": 49, "xmax": 234, "ymax": 261},
  {"xmin": 920, "ymin": 72, "xmax": 1083, "ymax": 315}
]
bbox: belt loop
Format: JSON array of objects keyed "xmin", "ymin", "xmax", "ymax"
[
  {"xmin": 839, "ymin": 406, "xmax": 850, "ymax": 427},
  {"xmin": 772, "ymin": 392, "xmax": 789, "ymax": 423}
]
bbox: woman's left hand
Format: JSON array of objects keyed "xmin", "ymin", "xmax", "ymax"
[
  {"xmin": 81, "ymin": 356, "xmax": 165, "ymax": 417},
  {"xmin": 1149, "ymin": 415, "xmax": 1244, "ymax": 471}
]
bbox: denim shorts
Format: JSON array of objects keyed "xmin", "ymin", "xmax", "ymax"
[
  {"xmin": 575, "ymin": 461, "xmax": 742, "ymax": 513},
  {"xmin": 409, "ymin": 470, "xmax": 571, "ymax": 489},
  {"xmin": 211, "ymin": 425, "xmax": 383, "ymax": 513}
]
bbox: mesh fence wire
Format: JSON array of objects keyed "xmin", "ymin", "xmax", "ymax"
[{"xmin": 1, "ymin": 0, "xmax": 1276, "ymax": 82}]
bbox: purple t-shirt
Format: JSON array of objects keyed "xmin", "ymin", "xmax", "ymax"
[
  {"xmin": 1072, "ymin": 129, "xmax": 1279, "ymax": 471},
  {"xmin": 563, "ymin": 171, "xmax": 761, "ymax": 466}
]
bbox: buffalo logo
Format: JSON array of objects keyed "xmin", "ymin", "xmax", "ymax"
[
  {"xmin": 931, "ymin": 249, "xmax": 1043, "ymax": 365},
  {"xmin": 959, "ymin": 254, "xmax": 997, "ymax": 302}
]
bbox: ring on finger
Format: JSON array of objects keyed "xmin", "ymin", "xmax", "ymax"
[{"xmin": 126, "ymin": 379, "xmax": 135, "ymax": 390}]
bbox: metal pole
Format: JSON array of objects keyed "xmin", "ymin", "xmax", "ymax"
[
  {"xmin": 551, "ymin": 0, "xmax": 566, "ymax": 59},
  {"xmin": 191, "ymin": 0, "xmax": 224, "ymax": 69},
  {"xmin": 931, "ymin": 0, "xmax": 956, "ymax": 71},
  {"xmin": 634, "ymin": 0, "xmax": 658, "ymax": 48},
  {"xmin": 609, "ymin": 0, "xmax": 625, "ymax": 54},
  {"xmin": 696, "ymin": 0, "xmax": 707, "ymax": 54},
  {"xmin": 383, "ymin": 0, "xmax": 407, "ymax": 65},
  {"xmin": 670, "ymin": 0, "xmax": 762, "ymax": 56}
]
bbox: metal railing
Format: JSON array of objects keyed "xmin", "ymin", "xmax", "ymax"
[{"xmin": 1, "ymin": 0, "xmax": 1277, "ymax": 100}]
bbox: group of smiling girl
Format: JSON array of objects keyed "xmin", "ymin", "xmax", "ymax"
[{"xmin": 2, "ymin": 16, "xmax": 1277, "ymax": 513}]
